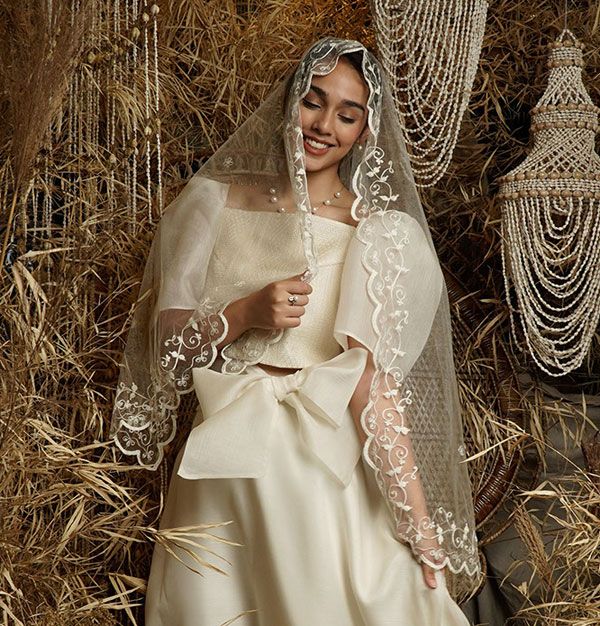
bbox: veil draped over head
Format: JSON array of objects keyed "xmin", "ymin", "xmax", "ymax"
[{"xmin": 110, "ymin": 38, "xmax": 481, "ymax": 599}]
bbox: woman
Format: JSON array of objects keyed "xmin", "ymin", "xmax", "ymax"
[{"xmin": 110, "ymin": 38, "xmax": 481, "ymax": 625}]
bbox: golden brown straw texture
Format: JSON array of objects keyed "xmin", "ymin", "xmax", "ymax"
[
  {"xmin": 0, "ymin": 0, "xmax": 93, "ymax": 263},
  {"xmin": 1, "ymin": 0, "xmax": 599, "ymax": 624}
]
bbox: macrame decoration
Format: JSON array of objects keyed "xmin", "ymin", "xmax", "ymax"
[
  {"xmin": 498, "ymin": 29, "xmax": 600, "ymax": 377},
  {"xmin": 370, "ymin": 0, "xmax": 488, "ymax": 187}
]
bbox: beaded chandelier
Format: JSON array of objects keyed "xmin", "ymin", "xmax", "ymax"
[
  {"xmin": 498, "ymin": 29, "xmax": 600, "ymax": 377},
  {"xmin": 370, "ymin": 0, "xmax": 488, "ymax": 187}
]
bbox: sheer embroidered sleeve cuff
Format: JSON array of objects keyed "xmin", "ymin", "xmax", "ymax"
[{"xmin": 110, "ymin": 299, "xmax": 231, "ymax": 470}]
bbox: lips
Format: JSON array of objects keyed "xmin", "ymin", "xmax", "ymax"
[{"xmin": 303, "ymin": 134, "xmax": 334, "ymax": 156}]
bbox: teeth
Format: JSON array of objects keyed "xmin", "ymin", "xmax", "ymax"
[{"xmin": 305, "ymin": 137, "xmax": 330, "ymax": 150}]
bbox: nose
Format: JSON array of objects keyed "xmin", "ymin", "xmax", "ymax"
[{"xmin": 312, "ymin": 108, "xmax": 334, "ymax": 136}]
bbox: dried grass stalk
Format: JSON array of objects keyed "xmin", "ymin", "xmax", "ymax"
[{"xmin": 0, "ymin": 0, "xmax": 93, "ymax": 262}]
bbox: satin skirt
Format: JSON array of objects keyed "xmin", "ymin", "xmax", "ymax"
[{"xmin": 145, "ymin": 349, "xmax": 470, "ymax": 626}]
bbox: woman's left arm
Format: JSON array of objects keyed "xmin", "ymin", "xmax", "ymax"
[{"xmin": 347, "ymin": 335, "xmax": 446, "ymax": 590}]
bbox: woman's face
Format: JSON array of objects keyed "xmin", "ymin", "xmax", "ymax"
[{"xmin": 299, "ymin": 57, "xmax": 369, "ymax": 175}]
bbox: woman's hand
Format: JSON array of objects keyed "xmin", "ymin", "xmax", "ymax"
[
  {"xmin": 218, "ymin": 274, "xmax": 312, "ymax": 348},
  {"xmin": 241, "ymin": 273, "xmax": 312, "ymax": 330},
  {"xmin": 415, "ymin": 536, "xmax": 447, "ymax": 589},
  {"xmin": 420, "ymin": 560, "xmax": 446, "ymax": 590}
]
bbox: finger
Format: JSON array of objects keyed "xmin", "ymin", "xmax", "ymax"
[
  {"xmin": 291, "ymin": 269, "xmax": 312, "ymax": 283},
  {"xmin": 283, "ymin": 316, "xmax": 301, "ymax": 328},
  {"xmin": 420, "ymin": 563, "xmax": 438, "ymax": 589},
  {"xmin": 286, "ymin": 294, "xmax": 309, "ymax": 306},
  {"xmin": 285, "ymin": 305, "xmax": 305, "ymax": 317},
  {"xmin": 283, "ymin": 273, "xmax": 308, "ymax": 282},
  {"xmin": 281, "ymin": 278, "xmax": 312, "ymax": 294}
]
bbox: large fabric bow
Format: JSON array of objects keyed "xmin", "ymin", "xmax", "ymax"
[{"xmin": 177, "ymin": 347, "xmax": 367, "ymax": 488}]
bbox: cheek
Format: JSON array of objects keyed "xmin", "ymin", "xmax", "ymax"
[
  {"xmin": 339, "ymin": 123, "xmax": 363, "ymax": 147},
  {"xmin": 299, "ymin": 107, "xmax": 315, "ymax": 130}
]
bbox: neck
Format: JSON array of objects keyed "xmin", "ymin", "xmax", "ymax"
[
  {"xmin": 305, "ymin": 167, "xmax": 342, "ymax": 201},
  {"xmin": 273, "ymin": 165, "xmax": 343, "ymax": 207}
]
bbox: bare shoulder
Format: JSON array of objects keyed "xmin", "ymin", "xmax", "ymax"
[{"xmin": 225, "ymin": 182, "xmax": 264, "ymax": 210}]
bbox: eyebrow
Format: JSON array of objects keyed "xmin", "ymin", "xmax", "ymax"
[{"xmin": 308, "ymin": 84, "xmax": 366, "ymax": 113}]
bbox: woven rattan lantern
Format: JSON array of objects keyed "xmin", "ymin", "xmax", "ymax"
[{"xmin": 498, "ymin": 29, "xmax": 600, "ymax": 377}]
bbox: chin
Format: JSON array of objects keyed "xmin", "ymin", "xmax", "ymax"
[{"xmin": 303, "ymin": 151, "xmax": 349, "ymax": 174}]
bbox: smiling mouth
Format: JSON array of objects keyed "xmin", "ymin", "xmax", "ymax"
[{"xmin": 303, "ymin": 135, "xmax": 335, "ymax": 153}]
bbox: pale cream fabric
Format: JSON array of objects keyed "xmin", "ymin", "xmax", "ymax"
[
  {"xmin": 144, "ymin": 210, "xmax": 472, "ymax": 624},
  {"xmin": 334, "ymin": 211, "xmax": 444, "ymax": 364},
  {"xmin": 145, "ymin": 350, "xmax": 471, "ymax": 626},
  {"xmin": 178, "ymin": 348, "xmax": 367, "ymax": 485},
  {"xmin": 202, "ymin": 206, "xmax": 356, "ymax": 368}
]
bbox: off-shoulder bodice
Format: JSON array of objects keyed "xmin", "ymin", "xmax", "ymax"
[{"xmin": 201, "ymin": 206, "xmax": 355, "ymax": 369}]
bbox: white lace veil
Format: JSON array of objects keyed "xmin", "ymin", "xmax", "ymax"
[{"xmin": 110, "ymin": 38, "xmax": 481, "ymax": 600}]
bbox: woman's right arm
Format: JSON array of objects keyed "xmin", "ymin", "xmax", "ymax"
[
  {"xmin": 158, "ymin": 274, "xmax": 311, "ymax": 382},
  {"xmin": 216, "ymin": 274, "xmax": 312, "ymax": 349}
]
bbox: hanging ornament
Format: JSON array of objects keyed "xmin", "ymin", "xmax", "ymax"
[
  {"xmin": 141, "ymin": 3, "xmax": 163, "ymax": 220},
  {"xmin": 370, "ymin": 0, "xmax": 488, "ymax": 187},
  {"xmin": 498, "ymin": 29, "xmax": 600, "ymax": 377}
]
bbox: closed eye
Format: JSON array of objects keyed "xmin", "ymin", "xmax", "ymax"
[
  {"xmin": 339, "ymin": 115, "xmax": 356, "ymax": 124},
  {"xmin": 302, "ymin": 98, "xmax": 320, "ymax": 110}
]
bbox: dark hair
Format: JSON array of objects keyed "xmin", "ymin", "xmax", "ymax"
[
  {"xmin": 340, "ymin": 51, "xmax": 365, "ymax": 78},
  {"xmin": 282, "ymin": 50, "xmax": 366, "ymax": 114}
]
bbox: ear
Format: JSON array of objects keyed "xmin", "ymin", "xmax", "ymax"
[{"xmin": 357, "ymin": 125, "xmax": 370, "ymax": 146}]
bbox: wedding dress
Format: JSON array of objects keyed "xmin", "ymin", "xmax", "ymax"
[{"xmin": 144, "ymin": 208, "xmax": 471, "ymax": 626}]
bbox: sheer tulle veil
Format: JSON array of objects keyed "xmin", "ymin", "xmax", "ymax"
[{"xmin": 110, "ymin": 38, "xmax": 482, "ymax": 600}]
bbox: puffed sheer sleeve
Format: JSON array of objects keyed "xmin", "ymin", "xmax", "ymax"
[
  {"xmin": 334, "ymin": 211, "xmax": 442, "ymax": 361},
  {"xmin": 110, "ymin": 177, "xmax": 234, "ymax": 470},
  {"xmin": 334, "ymin": 211, "xmax": 453, "ymax": 570}
]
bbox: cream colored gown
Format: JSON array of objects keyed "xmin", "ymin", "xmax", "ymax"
[{"xmin": 144, "ymin": 207, "xmax": 471, "ymax": 626}]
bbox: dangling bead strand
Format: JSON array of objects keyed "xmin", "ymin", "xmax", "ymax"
[{"xmin": 269, "ymin": 187, "xmax": 286, "ymax": 212}]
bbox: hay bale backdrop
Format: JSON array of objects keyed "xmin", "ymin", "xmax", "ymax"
[{"xmin": 0, "ymin": 1, "xmax": 598, "ymax": 624}]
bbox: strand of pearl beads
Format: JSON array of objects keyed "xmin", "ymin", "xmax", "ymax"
[{"xmin": 269, "ymin": 187, "xmax": 344, "ymax": 213}]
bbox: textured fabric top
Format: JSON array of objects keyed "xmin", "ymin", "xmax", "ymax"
[{"xmin": 202, "ymin": 206, "xmax": 356, "ymax": 368}]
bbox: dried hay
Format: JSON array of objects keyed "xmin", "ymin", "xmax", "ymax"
[
  {"xmin": 504, "ymin": 440, "xmax": 600, "ymax": 625},
  {"xmin": 0, "ymin": 0, "xmax": 599, "ymax": 624},
  {"xmin": 0, "ymin": 0, "xmax": 92, "ymax": 262}
]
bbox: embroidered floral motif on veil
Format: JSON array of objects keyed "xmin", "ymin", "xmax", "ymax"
[{"xmin": 111, "ymin": 298, "xmax": 231, "ymax": 469}]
